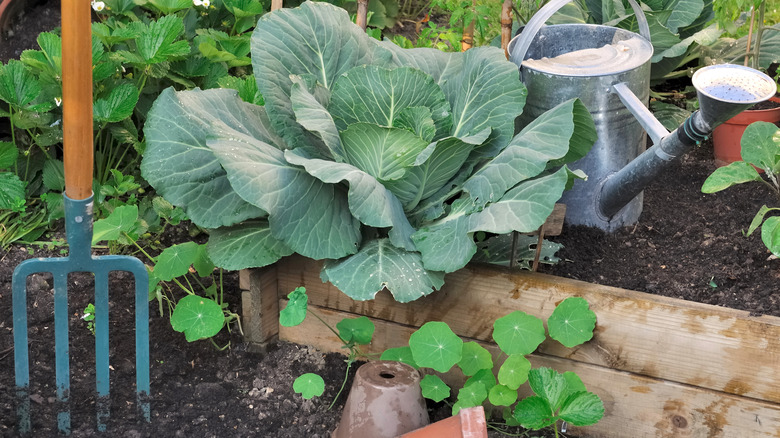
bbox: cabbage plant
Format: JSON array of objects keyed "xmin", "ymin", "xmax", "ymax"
[{"xmin": 141, "ymin": 1, "xmax": 596, "ymax": 303}]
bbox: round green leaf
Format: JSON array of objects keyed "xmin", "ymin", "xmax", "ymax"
[
  {"xmin": 380, "ymin": 346, "xmax": 418, "ymax": 368},
  {"xmin": 336, "ymin": 316, "xmax": 375, "ymax": 345},
  {"xmin": 498, "ymin": 354, "xmax": 531, "ymax": 390},
  {"xmin": 492, "ymin": 311, "xmax": 546, "ymax": 355},
  {"xmin": 154, "ymin": 241, "xmax": 200, "ymax": 281},
  {"xmin": 489, "ymin": 384, "xmax": 518, "ymax": 407},
  {"xmin": 457, "ymin": 341, "xmax": 493, "ymax": 376},
  {"xmin": 548, "ymin": 297, "xmax": 597, "ymax": 348},
  {"xmin": 453, "ymin": 381, "xmax": 487, "ymax": 415},
  {"xmin": 279, "ymin": 287, "xmax": 308, "ymax": 327},
  {"xmin": 293, "ymin": 373, "xmax": 325, "ymax": 399},
  {"xmin": 420, "ymin": 374, "xmax": 450, "ymax": 402},
  {"xmin": 409, "ymin": 321, "xmax": 463, "ymax": 373},
  {"xmin": 464, "ymin": 368, "xmax": 496, "ymax": 394},
  {"xmin": 170, "ymin": 295, "xmax": 225, "ymax": 341}
]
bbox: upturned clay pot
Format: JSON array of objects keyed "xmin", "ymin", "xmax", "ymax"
[
  {"xmin": 712, "ymin": 96, "xmax": 780, "ymax": 167},
  {"xmin": 332, "ymin": 361, "xmax": 429, "ymax": 438}
]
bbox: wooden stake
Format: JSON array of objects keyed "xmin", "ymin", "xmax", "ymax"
[
  {"xmin": 271, "ymin": 0, "xmax": 282, "ymax": 11},
  {"xmin": 461, "ymin": 0, "xmax": 476, "ymax": 51},
  {"xmin": 745, "ymin": 6, "xmax": 756, "ymax": 66},
  {"xmin": 501, "ymin": 0, "xmax": 513, "ymax": 59},
  {"xmin": 356, "ymin": 0, "xmax": 369, "ymax": 30}
]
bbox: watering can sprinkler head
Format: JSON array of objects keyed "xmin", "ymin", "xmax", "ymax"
[
  {"xmin": 597, "ymin": 64, "xmax": 777, "ymax": 223},
  {"xmin": 691, "ymin": 64, "xmax": 777, "ymax": 129}
]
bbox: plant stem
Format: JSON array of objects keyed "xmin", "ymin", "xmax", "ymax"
[{"xmin": 328, "ymin": 358, "xmax": 353, "ymax": 410}]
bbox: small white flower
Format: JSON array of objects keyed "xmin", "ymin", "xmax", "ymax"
[
  {"xmin": 91, "ymin": 0, "xmax": 105, "ymax": 11},
  {"xmin": 202, "ymin": 0, "xmax": 210, "ymax": 7},
  {"xmin": 54, "ymin": 97, "xmax": 62, "ymax": 107},
  {"xmin": 192, "ymin": 0, "xmax": 203, "ymax": 5}
]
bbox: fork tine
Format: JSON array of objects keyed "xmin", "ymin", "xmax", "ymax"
[
  {"xmin": 95, "ymin": 273, "xmax": 110, "ymax": 432},
  {"xmin": 12, "ymin": 266, "xmax": 32, "ymax": 435},
  {"xmin": 53, "ymin": 270, "xmax": 71, "ymax": 435},
  {"xmin": 132, "ymin": 263, "xmax": 151, "ymax": 422}
]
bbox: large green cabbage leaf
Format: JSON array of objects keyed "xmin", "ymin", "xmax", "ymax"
[{"xmin": 141, "ymin": 1, "xmax": 596, "ymax": 302}]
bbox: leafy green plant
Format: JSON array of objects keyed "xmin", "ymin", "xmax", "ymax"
[
  {"xmin": 82, "ymin": 303, "xmax": 97, "ymax": 335},
  {"xmin": 702, "ymin": 121, "xmax": 780, "ymax": 257},
  {"xmin": 381, "ymin": 296, "xmax": 603, "ymax": 436},
  {"xmin": 280, "ymin": 287, "xmax": 375, "ymax": 404},
  {"xmin": 141, "ymin": 1, "xmax": 597, "ymax": 304}
]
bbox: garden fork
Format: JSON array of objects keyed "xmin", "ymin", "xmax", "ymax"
[{"xmin": 12, "ymin": 0, "xmax": 150, "ymax": 434}]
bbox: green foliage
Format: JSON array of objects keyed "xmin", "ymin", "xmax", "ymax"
[
  {"xmin": 384, "ymin": 296, "xmax": 603, "ymax": 434},
  {"xmin": 142, "ymin": 1, "xmax": 596, "ymax": 304},
  {"xmin": 702, "ymin": 121, "xmax": 780, "ymax": 257},
  {"xmin": 82, "ymin": 303, "xmax": 97, "ymax": 335},
  {"xmin": 279, "ymin": 287, "xmax": 376, "ymax": 407}
]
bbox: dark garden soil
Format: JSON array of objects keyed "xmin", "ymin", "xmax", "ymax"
[{"xmin": 1, "ymin": 1, "xmax": 780, "ymax": 436}]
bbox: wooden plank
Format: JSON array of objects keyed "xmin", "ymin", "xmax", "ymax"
[
  {"xmin": 241, "ymin": 264, "xmax": 279, "ymax": 350},
  {"xmin": 280, "ymin": 302, "xmax": 780, "ymax": 438},
  {"xmin": 274, "ymin": 255, "xmax": 780, "ymax": 404}
]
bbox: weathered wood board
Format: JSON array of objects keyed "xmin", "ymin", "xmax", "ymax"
[{"xmin": 241, "ymin": 255, "xmax": 780, "ymax": 437}]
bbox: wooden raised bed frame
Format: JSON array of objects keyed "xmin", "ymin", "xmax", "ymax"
[{"xmin": 240, "ymin": 255, "xmax": 780, "ymax": 437}]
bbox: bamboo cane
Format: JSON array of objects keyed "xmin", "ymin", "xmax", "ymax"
[{"xmin": 501, "ymin": 0, "xmax": 513, "ymax": 59}]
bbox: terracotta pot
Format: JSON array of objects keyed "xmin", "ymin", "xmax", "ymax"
[
  {"xmin": 0, "ymin": 0, "xmax": 27, "ymax": 42},
  {"xmin": 397, "ymin": 406, "xmax": 488, "ymax": 438},
  {"xmin": 712, "ymin": 96, "xmax": 780, "ymax": 167},
  {"xmin": 332, "ymin": 361, "xmax": 429, "ymax": 438}
]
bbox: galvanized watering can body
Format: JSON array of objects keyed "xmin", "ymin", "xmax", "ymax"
[
  {"xmin": 509, "ymin": 0, "xmax": 777, "ymax": 232},
  {"xmin": 509, "ymin": 0, "xmax": 653, "ymax": 231}
]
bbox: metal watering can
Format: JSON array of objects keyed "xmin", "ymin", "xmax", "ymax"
[{"xmin": 508, "ymin": 0, "xmax": 777, "ymax": 231}]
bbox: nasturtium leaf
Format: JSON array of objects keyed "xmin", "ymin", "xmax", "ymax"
[
  {"xmin": 293, "ymin": 373, "xmax": 325, "ymax": 399},
  {"xmin": 548, "ymin": 297, "xmax": 597, "ymax": 348},
  {"xmin": 0, "ymin": 141, "xmax": 18, "ymax": 169},
  {"xmin": 464, "ymin": 368, "xmax": 496, "ymax": 394},
  {"xmin": 408, "ymin": 321, "xmax": 463, "ymax": 373},
  {"xmin": 154, "ymin": 241, "xmax": 200, "ymax": 281},
  {"xmin": 336, "ymin": 316, "xmax": 375, "ymax": 345},
  {"xmin": 489, "ymin": 384, "xmax": 518, "ymax": 407},
  {"xmin": 492, "ymin": 311, "xmax": 546, "ymax": 356},
  {"xmin": 379, "ymin": 345, "xmax": 419, "ymax": 368},
  {"xmin": 558, "ymin": 391, "xmax": 605, "ymax": 426},
  {"xmin": 420, "ymin": 374, "xmax": 450, "ymax": 402},
  {"xmin": 513, "ymin": 396, "xmax": 556, "ymax": 430},
  {"xmin": 380, "ymin": 347, "xmax": 418, "ymax": 368},
  {"xmin": 528, "ymin": 367, "xmax": 568, "ymax": 412},
  {"xmin": 321, "ymin": 238, "xmax": 444, "ymax": 303},
  {"xmin": 453, "ymin": 381, "xmax": 487, "ymax": 415},
  {"xmin": 170, "ymin": 295, "xmax": 225, "ymax": 341},
  {"xmin": 498, "ymin": 354, "xmax": 531, "ymax": 390},
  {"xmin": 279, "ymin": 287, "xmax": 308, "ymax": 327},
  {"xmin": 92, "ymin": 204, "xmax": 139, "ymax": 245},
  {"xmin": 457, "ymin": 341, "xmax": 493, "ymax": 377},
  {"xmin": 206, "ymin": 220, "xmax": 294, "ymax": 270}
]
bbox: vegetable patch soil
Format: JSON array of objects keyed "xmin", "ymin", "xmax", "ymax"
[{"xmin": 1, "ymin": 1, "xmax": 779, "ymax": 437}]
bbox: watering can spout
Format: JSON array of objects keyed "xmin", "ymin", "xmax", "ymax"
[{"xmin": 597, "ymin": 64, "xmax": 777, "ymax": 221}]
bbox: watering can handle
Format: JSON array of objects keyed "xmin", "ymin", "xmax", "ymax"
[
  {"xmin": 61, "ymin": 0, "xmax": 94, "ymax": 201},
  {"xmin": 508, "ymin": 0, "xmax": 651, "ymax": 66}
]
